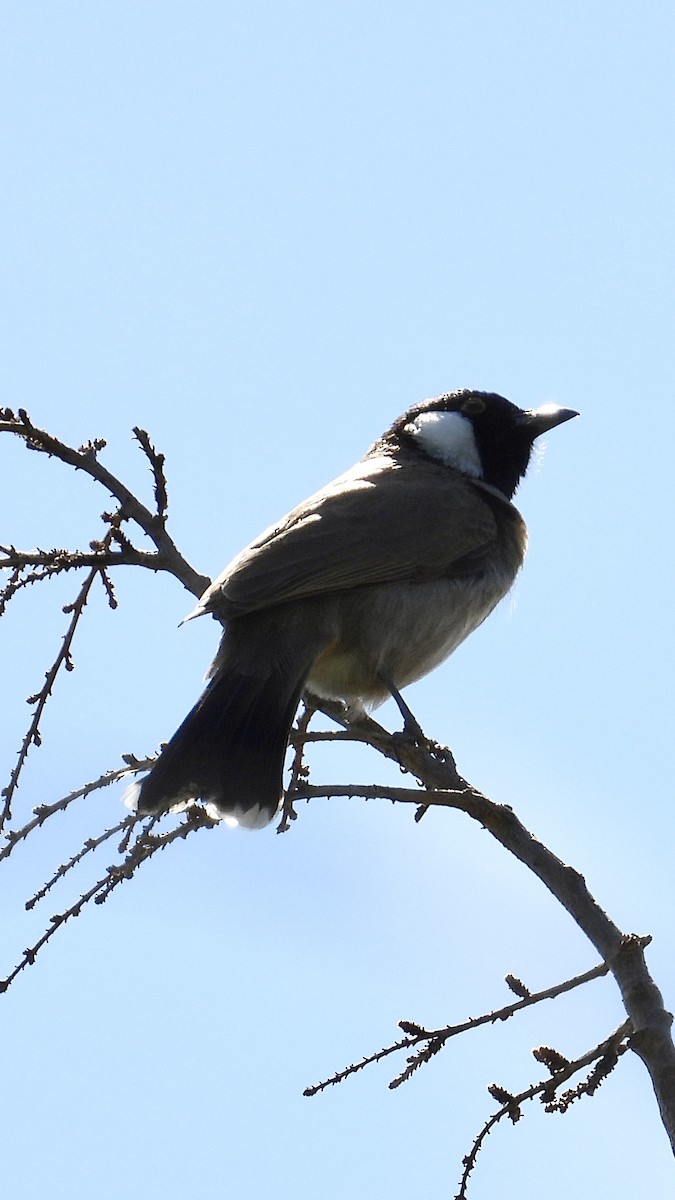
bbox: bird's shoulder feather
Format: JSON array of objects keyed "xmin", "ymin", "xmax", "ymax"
[{"xmin": 197, "ymin": 452, "xmax": 524, "ymax": 617}]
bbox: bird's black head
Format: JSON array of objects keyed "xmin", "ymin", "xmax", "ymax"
[{"xmin": 391, "ymin": 389, "xmax": 578, "ymax": 499}]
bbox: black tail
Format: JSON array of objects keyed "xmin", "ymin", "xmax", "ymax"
[{"xmin": 135, "ymin": 663, "xmax": 307, "ymax": 828}]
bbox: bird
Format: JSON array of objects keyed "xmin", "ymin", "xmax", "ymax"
[{"xmin": 131, "ymin": 389, "xmax": 577, "ymax": 828}]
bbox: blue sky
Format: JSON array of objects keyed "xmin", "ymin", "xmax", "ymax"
[{"xmin": 1, "ymin": 3, "xmax": 674, "ymax": 1196}]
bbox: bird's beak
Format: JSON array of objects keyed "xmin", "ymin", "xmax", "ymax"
[{"xmin": 522, "ymin": 404, "xmax": 579, "ymax": 438}]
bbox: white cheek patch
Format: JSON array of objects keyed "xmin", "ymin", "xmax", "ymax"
[{"xmin": 404, "ymin": 411, "xmax": 483, "ymax": 477}]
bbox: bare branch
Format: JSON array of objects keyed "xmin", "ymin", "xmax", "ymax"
[
  {"xmin": 1, "ymin": 559, "xmax": 106, "ymax": 830},
  {"xmin": 0, "ymin": 806, "xmax": 217, "ymax": 994},
  {"xmin": 278, "ymin": 704, "xmax": 316, "ymax": 832},
  {"xmin": 456, "ymin": 1022, "xmax": 631, "ymax": 1199},
  {"xmin": 26, "ymin": 815, "xmax": 137, "ymax": 909},
  {"xmin": 91, "ymin": 805, "xmax": 218, "ymax": 905},
  {"xmin": 1, "ymin": 409, "xmax": 210, "ymax": 598},
  {"xmin": 0, "ymin": 545, "xmax": 166, "ymax": 573},
  {"xmin": 0, "ymin": 759, "xmax": 153, "ymax": 865},
  {"xmin": 0, "ymin": 861, "xmax": 132, "ymax": 995},
  {"xmin": 132, "ymin": 427, "xmax": 169, "ymax": 522},
  {"xmin": 294, "ymin": 771, "xmax": 675, "ymax": 1150},
  {"xmin": 304, "ymin": 960, "xmax": 610, "ymax": 1096}
]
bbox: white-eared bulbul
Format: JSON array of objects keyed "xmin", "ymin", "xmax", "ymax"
[{"xmin": 132, "ymin": 390, "xmax": 577, "ymax": 827}]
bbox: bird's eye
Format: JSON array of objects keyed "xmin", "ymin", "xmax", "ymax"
[{"xmin": 460, "ymin": 396, "xmax": 486, "ymax": 415}]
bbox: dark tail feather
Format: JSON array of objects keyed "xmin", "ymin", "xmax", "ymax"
[{"xmin": 135, "ymin": 665, "xmax": 306, "ymax": 828}]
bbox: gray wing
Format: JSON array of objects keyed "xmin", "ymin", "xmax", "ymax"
[{"xmin": 196, "ymin": 452, "xmax": 504, "ymax": 618}]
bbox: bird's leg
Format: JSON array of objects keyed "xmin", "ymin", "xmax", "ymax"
[{"xmin": 378, "ymin": 671, "xmax": 427, "ymax": 743}]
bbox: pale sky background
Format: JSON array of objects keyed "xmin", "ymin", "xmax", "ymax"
[{"xmin": 1, "ymin": 3, "xmax": 674, "ymax": 1198}]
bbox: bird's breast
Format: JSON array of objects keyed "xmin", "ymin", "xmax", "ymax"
[{"xmin": 305, "ymin": 552, "xmax": 520, "ymax": 710}]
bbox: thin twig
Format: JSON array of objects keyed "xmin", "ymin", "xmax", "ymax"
[
  {"xmin": 304, "ymin": 960, "xmax": 610, "ymax": 1096},
  {"xmin": 0, "ymin": 759, "xmax": 153, "ymax": 864},
  {"xmin": 1, "ymin": 559, "xmax": 107, "ymax": 830},
  {"xmin": 26, "ymin": 815, "xmax": 136, "ymax": 909},
  {"xmin": 455, "ymin": 1022, "xmax": 631, "ymax": 1199},
  {"xmin": 133, "ymin": 427, "xmax": 168, "ymax": 522},
  {"xmin": 294, "ymin": 777, "xmax": 675, "ymax": 1151},
  {"xmin": 278, "ymin": 705, "xmax": 316, "ymax": 832},
  {"xmin": 0, "ymin": 546, "xmax": 169, "ymax": 573},
  {"xmin": 0, "ymin": 807, "xmax": 216, "ymax": 993},
  {"xmin": 1, "ymin": 409, "xmax": 210, "ymax": 597}
]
